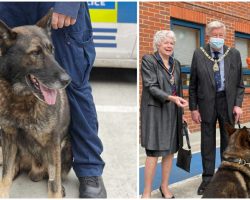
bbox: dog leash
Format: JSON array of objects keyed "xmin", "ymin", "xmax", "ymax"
[{"xmin": 237, "ymin": 121, "xmax": 241, "ymax": 129}]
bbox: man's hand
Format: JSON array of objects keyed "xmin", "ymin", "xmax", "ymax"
[
  {"xmin": 233, "ymin": 106, "xmax": 242, "ymax": 123},
  {"xmin": 191, "ymin": 110, "xmax": 202, "ymax": 124},
  {"xmin": 168, "ymin": 96, "xmax": 188, "ymax": 108},
  {"xmin": 52, "ymin": 12, "xmax": 76, "ymax": 29}
]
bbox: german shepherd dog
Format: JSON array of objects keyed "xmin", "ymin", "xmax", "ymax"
[
  {"xmin": 0, "ymin": 13, "xmax": 72, "ymax": 198},
  {"xmin": 203, "ymin": 124, "xmax": 250, "ymax": 198}
]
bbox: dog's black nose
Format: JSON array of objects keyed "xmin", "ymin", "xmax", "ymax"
[{"xmin": 60, "ymin": 73, "xmax": 71, "ymax": 86}]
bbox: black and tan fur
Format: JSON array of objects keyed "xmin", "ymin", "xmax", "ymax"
[
  {"xmin": 202, "ymin": 124, "xmax": 250, "ymax": 198},
  {"xmin": 0, "ymin": 12, "xmax": 72, "ymax": 198}
]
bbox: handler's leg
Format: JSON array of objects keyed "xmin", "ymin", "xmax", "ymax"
[
  {"xmin": 51, "ymin": 29, "xmax": 106, "ymax": 199},
  {"xmin": 49, "ymin": 5, "xmax": 106, "ymax": 198},
  {"xmin": 216, "ymin": 94, "xmax": 230, "ymax": 161},
  {"xmin": 198, "ymin": 118, "xmax": 217, "ymax": 195}
]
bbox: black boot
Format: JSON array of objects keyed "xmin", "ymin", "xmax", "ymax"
[
  {"xmin": 197, "ymin": 180, "xmax": 210, "ymax": 195},
  {"xmin": 79, "ymin": 176, "xmax": 107, "ymax": 198}
]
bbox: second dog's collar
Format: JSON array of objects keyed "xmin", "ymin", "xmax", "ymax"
[{"xmin": 223, "ymin": 157, "xmax": 250, "ymax": 167}]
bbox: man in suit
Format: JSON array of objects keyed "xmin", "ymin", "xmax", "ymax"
[{"xmin": 189, "ymin": 21, "xmax": 245, "ymax": 195}]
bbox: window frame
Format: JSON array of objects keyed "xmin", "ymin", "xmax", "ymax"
[
  {"xmin": 235, "ymin": 32, "xmax": 250, "ymax": 87},
  {"xmin": 170, "ymin": 19, "xmax": 205, "ymax": 89}
]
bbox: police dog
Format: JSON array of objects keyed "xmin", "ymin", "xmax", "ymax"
[
  {"xmin": 0, "ymin": 13, "xmax": 72, "ymax": 198},
  {"xmin": 203, "ymin": 124, "xmax": 250, "ymax": 198}
]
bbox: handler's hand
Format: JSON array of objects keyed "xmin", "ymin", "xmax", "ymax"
[
  {"xmin": 168, "ymin": 96, "xmax": 188, "ymax": 108},
  {"xmin": 191, "ymin": 110, "xmax": 202, "ymax": 124},
  {"xmin": 52, "ymin": 12, "xmax": 76, "ymax": 29},
  {"xmin": 233, "ymin": 106, "xmax": 242, "ymax": 123}
]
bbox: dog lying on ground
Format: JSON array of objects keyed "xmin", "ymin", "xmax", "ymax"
[
  {"xmin": 0, "ymin": 12, "xmax": 72, "ymax": 198},
  {"xmin": 202, "ymin": 123, "xmax": 250, "ymax": 198}
]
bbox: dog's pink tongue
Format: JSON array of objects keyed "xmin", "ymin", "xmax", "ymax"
[{"xmin": 39, "ymin": 84, "xmax": 57, "ymax": 105}]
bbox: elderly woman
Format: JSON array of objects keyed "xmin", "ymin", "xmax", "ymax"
[{"xmin": 140, "ymin": 30, "xmax": 188, "ymax": 198}]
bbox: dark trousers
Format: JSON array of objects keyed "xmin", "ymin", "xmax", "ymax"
[
  {"xmin": 201, "ymin": 92, "xmax": 230, "ymax": 182},
  {"xmin": 0, "ymin": 2, "xmax": 105, "ymax": 177}
]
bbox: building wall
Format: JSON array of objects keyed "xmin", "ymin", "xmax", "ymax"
[{"xmin": 139, "ymin": 2, "xmax": 250, "ymax": 132}]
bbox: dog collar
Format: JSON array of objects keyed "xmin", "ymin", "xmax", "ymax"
[{"xmin": 224, "ymin": 157, "xmax": 250, "ymax": 167}]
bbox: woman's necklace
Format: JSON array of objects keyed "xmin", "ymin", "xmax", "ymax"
[{"xmin": 163, "ymin": 59, "xmax": 175, "ymax": 85}]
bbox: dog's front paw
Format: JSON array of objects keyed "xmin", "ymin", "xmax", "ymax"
[
  {"xmin": 48, "ymin": 181, "xmax": 64, "ymax": 198},
  {"xmin": 0, "ymin": 192, "xmax": 9, "ymax": 198},
  {"xmin": 48, "ymin": 192, "xmax": 63, "ymax": 198},
  {"xmin": 0, "ymin": 182, "xmax": 10, "ymax": 198}
]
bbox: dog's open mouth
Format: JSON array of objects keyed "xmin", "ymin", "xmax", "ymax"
[{"xmin": 25, "ymin": 74, "xmax": 57, "ymax": 105}]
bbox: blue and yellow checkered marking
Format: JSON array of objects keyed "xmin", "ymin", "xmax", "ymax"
[
  {"xmin": 88, "ymin": 2, "xmax": 117, "ymax": 23},
  {"xmin": 88, "ymin": 2, "xmax": 137, "ymax": 23}
]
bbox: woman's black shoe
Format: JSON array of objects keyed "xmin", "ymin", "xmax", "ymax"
[{"xmin": 159, "ymin": 186, "xmax": 175, "ymax": 199}]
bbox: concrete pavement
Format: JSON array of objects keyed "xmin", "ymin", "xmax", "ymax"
[{"xmin": 151, "ymin": 175, "xmax": 202, "ymax": 198}]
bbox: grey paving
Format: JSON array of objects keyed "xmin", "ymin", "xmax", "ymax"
[{"xmin": 151, "ymin": 175, "xmax": 202, "ymax": 199}]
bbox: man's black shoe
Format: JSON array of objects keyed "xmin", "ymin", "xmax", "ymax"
[
  {"xmin": 79, "ymin": 176, "xmax": 107, "ymax": 198},
  {"xmin": 197, "ymin": 180, "xmax": 210, "ymax": 195}
]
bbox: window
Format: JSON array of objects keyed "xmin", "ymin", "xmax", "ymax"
[
  {"xmin": 171, "ymin": 19, "xmax": 205, "ymax": 88},
  {"xmin": 235, "ymin": 37, "xmax": 249, "ymax": 68},
  {"xmin": 235, "ymin": 32, "xmax": 250, "ymax": 87}
]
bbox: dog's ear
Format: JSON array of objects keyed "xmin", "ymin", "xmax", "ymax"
[
  {"xmin": 225, "ymin": 123, "xmax": 236, "ymax": 137},
  {"xmin": 0, "ymin": 20, "xmax": 17, "ymax": 55},
  {"xmin": 36, "ymin": 8, "xmax": 53, "ymax": 35},
  {"xmin": 239, "ymin": 127, "xmax": 250, "ymax": 148}
]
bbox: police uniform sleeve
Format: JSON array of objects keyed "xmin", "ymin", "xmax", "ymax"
[{"xmin": 54, "ymin": 3, "xmax": 81, "ymax": 19}]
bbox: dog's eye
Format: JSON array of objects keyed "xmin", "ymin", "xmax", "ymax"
[
  {"xmin": 46, "ymin": 44, "xmax": 54, "ymax": 53},
  {"xmin": 30, "ymin": 49, "xmax": 41, "ymax": 56}
]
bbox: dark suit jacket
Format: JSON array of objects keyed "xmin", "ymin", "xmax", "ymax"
[
  {"xmin": 140, "ymin": 53, "xmax": 183, "ymax": 150},
  {"xmin": 189, "ymin": 44, "xmax": 245, "ymax": 123}
]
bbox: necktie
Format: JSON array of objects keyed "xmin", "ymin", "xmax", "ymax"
[{"xmin": 213, "ymin": 51, "xmax": 221, "ymax": 91}]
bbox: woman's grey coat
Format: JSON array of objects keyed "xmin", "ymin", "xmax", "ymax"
[{"xmin": 140, "ymin": 53, "xmax": 184, "ymax": 151}]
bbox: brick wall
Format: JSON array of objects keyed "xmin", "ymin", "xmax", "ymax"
[{"xmin": 139, "ymin": 2, "xmax": 250, "ymax": 132}]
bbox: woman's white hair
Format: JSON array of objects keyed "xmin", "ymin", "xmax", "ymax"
[
  {"xmin": 206, "ymin": 21, "xmax": 226, "ymax": 36},
  {"xmin": 153, "ymin": 30, "xmax": 176, "ymax": 52}
]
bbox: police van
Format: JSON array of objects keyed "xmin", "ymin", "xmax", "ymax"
[{"xmin": 88, "ymin": 2, "xmax": 137, "ymax": 69}]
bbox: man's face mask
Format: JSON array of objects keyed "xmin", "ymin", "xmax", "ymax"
[{"xmin": 209, "ymin": 37, "xmax": 224, "ymax": 50}]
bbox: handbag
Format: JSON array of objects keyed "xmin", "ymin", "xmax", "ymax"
[{"xmin": 176, "ymin": 121, "xmax": 192, "ymax": 172}]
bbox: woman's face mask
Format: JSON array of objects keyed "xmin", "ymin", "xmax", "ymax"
[{"xmin": 209, "ymin": 37, "xmax": 224, "ymax": 50}]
